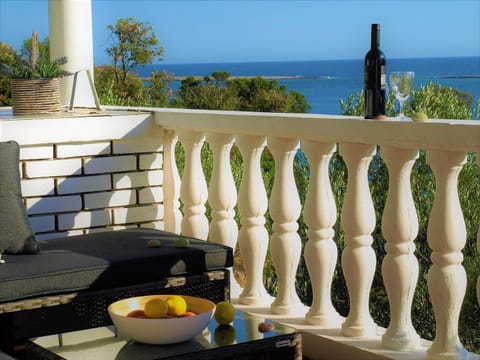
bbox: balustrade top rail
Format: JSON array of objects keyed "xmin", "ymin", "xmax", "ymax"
[{"xmin": 153, "ymin": 107, "xmax": 479, "ymax": 151}]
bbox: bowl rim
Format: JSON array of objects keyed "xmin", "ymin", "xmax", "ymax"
[{"xmin": 108, "ymin": 294, "xmax": 216, "ymax": 319}]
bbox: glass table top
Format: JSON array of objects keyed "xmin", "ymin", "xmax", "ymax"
[{"xmin": 33, "ymin": 309, "xmax": 297, "ymax": 359}]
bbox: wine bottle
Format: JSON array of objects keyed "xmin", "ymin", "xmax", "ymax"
[{"xmin": 364, "ymin": 24, "xmax": 386, "ymax": 119}]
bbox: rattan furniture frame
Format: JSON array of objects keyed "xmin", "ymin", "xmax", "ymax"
[{"xmin": 0, "ymin": 269, "xmax": 229, "ymax": 353}]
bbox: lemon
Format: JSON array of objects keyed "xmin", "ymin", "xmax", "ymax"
[
  {"xmin": 144, "ymin": 298, "xmax": 168, "ymax": 318},
  {"xmin": 166, "ymin": 295, "xmax": 187, "ymax": 316},
  {"xmin": 214, "ymin": 301, "xmax": 235, "ymax": 325}
]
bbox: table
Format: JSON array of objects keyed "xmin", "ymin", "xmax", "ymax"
[{"xmin": 14, "ymin": 309, "xmax": 301, "ymax": 359}]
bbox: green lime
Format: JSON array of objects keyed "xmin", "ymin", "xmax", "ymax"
[
  {"xmin": 147, "ymin": 239, "xmax": 161, "ymax": 247},
  {"xmin": 214, "ymin": 301, "xmax": 235, "ymax": 325},
  {"xmin": 412, "ymin": 112, "xmax": 428, "ymax": 122},
  {"xmin": 174, "ymin": 238, "xmax": 190, "ymax": 248}
]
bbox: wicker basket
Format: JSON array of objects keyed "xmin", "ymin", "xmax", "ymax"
[{"xmin": 11, "ymin": 78, "xmax": 60, "ymax": 115}]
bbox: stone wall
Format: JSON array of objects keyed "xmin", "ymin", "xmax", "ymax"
[{"xmin": 20, "ymin": 138, "xmax": 164, "ymax": 240}]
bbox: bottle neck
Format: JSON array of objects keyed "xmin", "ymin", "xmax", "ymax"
[{"xmin": 371, "ymin": 25, "xmax": 380, "ymax": 50}]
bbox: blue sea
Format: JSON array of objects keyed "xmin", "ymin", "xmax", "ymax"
[{"xmin": 138, "ymin": 57, "xmax": 480, "ymax": 115}]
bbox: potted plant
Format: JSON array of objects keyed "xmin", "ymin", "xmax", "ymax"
[{"xmin": 0, "ymin": 33, "xmax": 70, "ymax": 115}]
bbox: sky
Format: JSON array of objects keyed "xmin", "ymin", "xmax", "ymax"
[{"xmin": 0, "ymin": 0, "xmax": 479, "ymax": 65}]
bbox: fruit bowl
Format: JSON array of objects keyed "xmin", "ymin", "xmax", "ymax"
[{"xmin": 108, "ymin": 295, "xmax": 215, "ymax": 345}]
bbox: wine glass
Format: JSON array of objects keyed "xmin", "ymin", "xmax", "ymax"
[{"xmin": 389, "ymin": 71, "xmax": 414, "ymax": 120}]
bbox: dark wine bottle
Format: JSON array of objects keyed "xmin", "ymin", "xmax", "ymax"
[{"xmin": 364, "ymin": 24, "xmax": 386, "ymax": 119}]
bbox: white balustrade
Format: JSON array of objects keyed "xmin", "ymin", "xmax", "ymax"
[
  {"xmin": 269, "ymin": 136, "xmax": 304, "ymax": 315},
  {"xmin": 162, "ymin": 129, "xmax": 182, "ymax": 234},
  {"xmin": 237, "ymin": 135, "xmax": 272, "ymax": 305},
  {"xmin": 426, "ymin": 150, "xmax": 468, "ymax": 360},
  {"xmin": 207, "ymin": 132, "xmax": 240, "ymax": 296},
  {"xmin": 178, "ymin": 130, "xmax": 209, "ymax": 239},
  {"xmin": 153, "ymin": 109, "xmax": 480, "ymax": 359},
  {"xmin": 340, "ymin": 143, "xmax": 377, "ymax": 337},
  {"xmin": 303, "ymin": 141, "xmax": 341, "ymax": 327},
  {"xmin": 381, "ymin": 146, "xmax": 420, "ymax": 350}
]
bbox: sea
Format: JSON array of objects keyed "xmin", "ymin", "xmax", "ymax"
[{"xmin": 137, "ymin": 57, "xmax": 480, "ymax": 115}]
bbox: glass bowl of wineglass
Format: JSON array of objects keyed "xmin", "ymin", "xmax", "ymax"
[{"xmin": 389, "ymin": 71, "xmax": 415, "ymax": 120}]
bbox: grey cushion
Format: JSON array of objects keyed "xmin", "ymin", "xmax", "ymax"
[
  {"xmin": 0, "ymin": 228, "xmax": 233, "ymax": 302},
  {"xmin": 0, "ymin": 141, "xmax": 39, "ymax": 254}
]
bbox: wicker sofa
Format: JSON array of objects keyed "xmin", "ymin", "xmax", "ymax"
[{"xmin": 0, "ymin": 141, "xmax": 232, "ymax": 353}]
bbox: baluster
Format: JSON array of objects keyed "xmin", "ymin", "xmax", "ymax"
[
  {"xmin": 303, "ymin": 141, "xmax": 341, "ymax": 327},
  {"xmin": 163, "ymin": 130, "xmax": 182, "ymax": 234},
  {"xmin": 179, "ymin": 130, "xmax": 208, "ymax": 239},
  {"xmin": 237, "ymin": 135, "xmax": 272, "ymax": 305},
  {"xmin": 207, "ymin": 133, "xmax": 240, "ymax": 297},
  {"xmin": 381, "ymin": 146, "xmax": 420, "ymax": 350},
  {"xmin": 339, "ymin": 143, "xmax": 377, "ymax": 337},
  {"xmin": 426, "ymin": 150, "xmax": 468, "ymax": 360},
  {"xmin": 269, "ymin": 137, "xmax": 304, "ymax": 315}
]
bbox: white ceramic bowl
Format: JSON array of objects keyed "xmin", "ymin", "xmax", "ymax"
[{"xmin": 108, "ymin": 295, "xmax": 215, "ymax": 345}]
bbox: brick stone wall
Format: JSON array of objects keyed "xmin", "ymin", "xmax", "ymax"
[{"xmin": 19, "ymin": 137, "xmax": 164, "ymax": 240}]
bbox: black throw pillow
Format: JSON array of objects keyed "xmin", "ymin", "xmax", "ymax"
[{"xmin": 0, "ymin": 141, "xmax": 39, "ymax": 254}]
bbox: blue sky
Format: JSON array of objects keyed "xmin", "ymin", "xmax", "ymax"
[{"xmin": 0, "ymin": 0, "xmax": 479, "ymax": 65}]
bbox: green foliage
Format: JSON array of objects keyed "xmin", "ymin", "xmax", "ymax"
[
  {"xmin": 95, "ymin": 18, "xmax": 171, "ymax": 107},
  {"xmin": 410, "ymin": 81, "xmax": 474, "ymax": 119},
  {"xmin": 340, "ymin": 81, "xmax": 476, "ymax": 119},
  {"xmin": 211, "ymin": 71, "xmax": 230, "ymax": 85},
  {"xmin": 20, "ymin": 36, "xmax": 49, "ymax": 64},
  {"xmin": 0, "ymin": 42, "xmax": 16, "ymax": 105},
  {"xmin": 0, "ymin": 36, "xmax": 69, "ymax": 106},
  {"xmin": 171, "ymin": 76, "xmax": 241, "ymax": 110},
  {"xmin": 0, "ymin": 38, "xmax": 71, "ymax": 79},
  {"xmin": 147, "ymin": 70, "xmax": 175, "ymax": 107},
  {"xmin": 106, "ymin": 17, "xmax": 164, "ymax": 83},
  {"xmin": 172, "ymin": 74, "xmax": 311, "ymax": 113},
  {"xmin": 95, "ymin": 65, "xmax": 146, "ymax": 106}
]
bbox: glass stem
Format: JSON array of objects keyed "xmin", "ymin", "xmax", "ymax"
[{"xmin": 399, "ymin": 101, "xmax": 404, "ymax": 118}]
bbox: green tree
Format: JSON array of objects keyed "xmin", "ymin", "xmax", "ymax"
[
  {"xmin": 95, "ymin": 64, "xmax": 145, "ymax": 106},
  {"xmin": 0, "ymin": 42, "xmax": 16, "ymax": 105},
  {"xmin": 211, "ymin": 71, "xmax": 230, "ymax": 86},
  {"xmin": 106, "ymin": 17, "xmax": 164, "ymax": 83},
  {"xmin": 172, "ymin": 74, "xmax": 311, "ymax": 113},
  {"xmin": 147, "ymin": 69, "xmax": 175, "ymax": 107},
  {"xmin": 20, "ymin": 36, "xmax": 49, "ymax": 64},
  {"xmin": 98, "ymin": 18, "xmax": 171, "ymax": 106}
]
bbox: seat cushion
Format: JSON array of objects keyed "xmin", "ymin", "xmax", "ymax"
[
  {"xmin": 0, "ymin": 228, "xmax": 233, "ymax": 303},
  {"xmin": 0, "ymin": 141, "xmax": 39, "ymax": 255}
]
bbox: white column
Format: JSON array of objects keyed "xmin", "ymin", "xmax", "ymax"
[
  {"xmin": 207, "ymin": 133, "xmax": 240, "ymax": 297},
  {"xmin": 269, "ymin": 137, "xmax": 304, "ymax": 315},
  {"xmin": 303, "ymin": 141, "xmax": 341, "ymax": 327},
  {"xmin": 381, "ymin": 146, "xmax": 420, "ymax": 350},
  {"xmin": 237, "ymin": 135, "xmax": 272, "ymax": 305},
  {"xmin": 163, "ymin": 130, "xmax": 182, "ymax": 234},
  {"xmin": 426, "ymin": 150, "xmax": 468, "ymax": 360},
  {"xmin": 179, "ymin": 130, "xmax": 208, "ymax": 240},
  {"xmin": 340, "ymin": 143, "xmax": 377, "ymax": 337},
  {"xmin": 49, "ymin": 0, "xmax": 96, "ymax": 107}
]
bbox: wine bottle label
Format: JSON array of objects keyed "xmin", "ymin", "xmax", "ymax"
[{"xmin": 380, "ymin": 74, "xmax": 386, "ymax": 89}]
